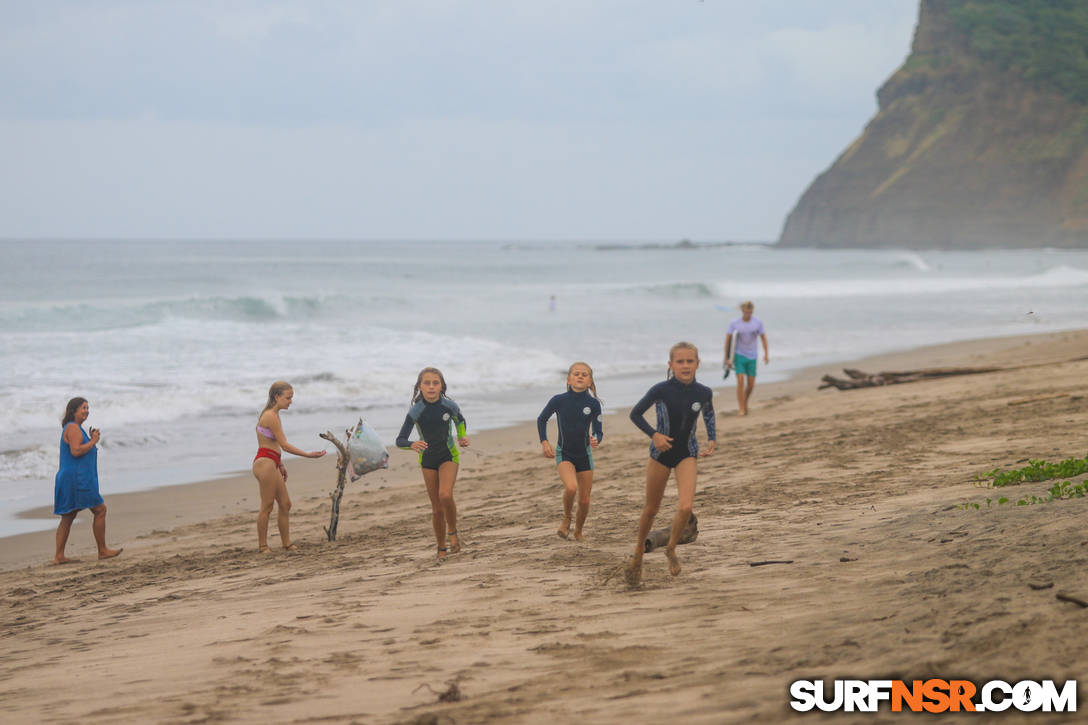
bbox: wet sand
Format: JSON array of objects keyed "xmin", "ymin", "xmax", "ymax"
[{"xmin": 2, "ymin": 330, "xmax": 1087, "ymax": 724}]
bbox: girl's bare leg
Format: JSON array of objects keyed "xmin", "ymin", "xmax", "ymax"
[
  {"xmin": 556, "ymin": 461, "xmax": 578, "ymax": 538},
  {"xmin": 438, "ymin": 461, "xmax": 459, "ymax": 552},
  {"xmin": 625, "ymin": 459, "xmax": 671, "ymax": 585},
  {"xmin": 573, "ymin": 470, "xmax": 593, "ymax": 541},
  {"xmin": 274, "ymin": 476, "xmax": 293, "ymax": 550},
  {"xmin": 90, "ymin": 503, "xmax": 122, "ymax": 559},
  {"xmin": 422, "ymin": 468, "xmax": 446, "ymax": 558},
  {"xmin": 665, "ymin": 457, "xmax": 697, "ymax": 576},
  {"xmin": 54, "ymin": 512, "xmax": 77, "ymax": 564},
  {"xmin": 253, "ymin": 460, "xmax": 281, "ymax": 553}
]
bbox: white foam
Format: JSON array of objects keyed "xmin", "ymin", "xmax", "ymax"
[
  {"xmin": 894, "ymin": 251, "xmax": 931, "ymax": 271},
  {"xmin": 716, "ymin": 265, "xmax": 1088, "ymax": 299},
  {"xmin": 0, "ymin": 445, "xmax": 56, "ymax": 488}
]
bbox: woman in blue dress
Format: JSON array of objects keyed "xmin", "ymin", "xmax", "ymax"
[{"xmin": 53, "ymin": 397, "xmax": 122, "ymax": 564}]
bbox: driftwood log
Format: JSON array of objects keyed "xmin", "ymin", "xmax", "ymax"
[
  {"xmin": 644, "ymin": 513, "xmax": 698, "ymax": 553},
  {"xmin": 819, "ymin": 366, "xmax": 1003, "ymax": 391},
  {"xmin": 319, "ymin": 430, "xmax": 351, "ymax": 541}
]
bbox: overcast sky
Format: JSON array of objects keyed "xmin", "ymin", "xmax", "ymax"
[{"xmin": 0, "ymin": 1, "xmax": 919, "ymax": 241}]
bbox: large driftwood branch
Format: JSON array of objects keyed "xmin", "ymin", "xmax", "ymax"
[
  {"xmin": 319, "ymin": 430, "xmax": 351, "ymax": 541},
  {"xmin": 820, "ymin": 356, "xmax": 1088, "ymax": 392},
  {"xmin": 819, "ymin": 366, "xmax": 1003, "ymax": 391}
]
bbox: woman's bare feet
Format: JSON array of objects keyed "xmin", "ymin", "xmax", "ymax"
[
  {"xmin": 98, "ymin": 548, "xmax": 123, "ymax": 560},
  {"xmin": 624, "ymin": 557, "xmax": 642, "ymax": 587},
  {"xmin": 666, "ymin": 548, "xmax": 681, "ymax": 576},
  {"xmin": 283, "ymin": 544, "xmax": 298, "ymax": 552},
  {"xmin": 258, "ymin": 545, "xmax": 272, "ymax": 555},
  {"xmin": 573, "ymin": 529, "xmax": 584, "ymax": 542},
  {"xmin": 448, "ymin": 531, "xmax": 461, "ymax": 554},
  {"xmin": 557, "ymin": 516, "xmax": 571, "ymax": 539},
  {"xmin": 436, "ymin": 546, "xmax": 447, "ymax": 561},
  {"xmin": 52, "ymin": 555, "xmax": 78, "ymax": 565}
]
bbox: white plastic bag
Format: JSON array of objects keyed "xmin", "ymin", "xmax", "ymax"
[{"xmin": 347, "ymin": 418, "xmax": 389, "ymax": 481}]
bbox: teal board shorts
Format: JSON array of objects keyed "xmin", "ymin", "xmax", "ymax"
[{"xmin": 734, "ymin": 354, "xmax": 757, "ymax": 377}]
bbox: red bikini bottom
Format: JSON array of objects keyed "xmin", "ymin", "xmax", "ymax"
[{"xmin": 254, "ymin": 447, "xmax": 287, "ymax": 482}]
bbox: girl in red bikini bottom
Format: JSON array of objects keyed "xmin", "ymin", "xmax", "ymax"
[
  {"xmin": 252, "ymin": 381, "xmax": 326, "ymax": 554},
  {"xmin": 253, "ymin": 446, "xmax": 288, "ymax": 482}
]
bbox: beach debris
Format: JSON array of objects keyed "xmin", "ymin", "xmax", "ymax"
[
  {"xmin": 819, "ymin": 366, "xmax": 1002, "ymax": 391},
  {"xmin": 749, "ymin": 560, "xmax": 794, "ymax": 567},
  {"xmin": 1028, "ymin": 582, "xmax": 1054, "ymax": 590},
  {"xmin": 643, "ymin": 513, "xmax": 698, "ymax": 553},
  {"xmin": 347, "ymin": 418, "xmax": 389, "ymax": 480},
  {"xmin": 320, "ymin": 420, "xmax": 390, "ymax": 541},
  {"xmin": 413, "ymin": 681, "xmax": 464, "ymax": 703},
  {"xmin": 839, "ymin": 557, "xmax": 858, "ymax": 562},
  {"xmin": 820, "ymin": 355, "xmax": 1088, "ymax": 391},
  {"xmin": 319, "ymin": 430, "xmax": 350, "ymax": 542},
  {"xmin": 1055, "ymin": 592, "xmax": 1088, "ymax": 609}
]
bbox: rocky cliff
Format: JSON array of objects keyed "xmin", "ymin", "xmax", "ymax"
[{"xmin": 778, "ymin": 0, "xmax": 1088, "ymax": 248}]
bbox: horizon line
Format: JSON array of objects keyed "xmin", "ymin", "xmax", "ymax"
[{"xmin": 0, "ymin": 236, "xmax": 778, "ymax": 244}]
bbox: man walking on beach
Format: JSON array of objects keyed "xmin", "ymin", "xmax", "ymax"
[{"xmin": 724, "ymin": 301, "xmax": 768, "ymax": 416}]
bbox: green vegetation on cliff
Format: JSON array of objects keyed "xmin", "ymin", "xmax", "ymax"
[{"xmin": 948, "ymin": 0, "xmax": 1088, "ymax": 103}]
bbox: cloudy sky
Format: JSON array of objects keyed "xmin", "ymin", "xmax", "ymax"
[{"xmin": 0, "ymin": 1, "xmax": 918, "ymax": 240}]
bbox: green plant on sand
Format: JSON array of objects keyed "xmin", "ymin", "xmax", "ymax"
[{"xmin": 962, "ymin": 452, "xmax": 1088, "ymax": 509}]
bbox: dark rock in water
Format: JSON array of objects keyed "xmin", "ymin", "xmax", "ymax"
[{"xmin": 778, "ymin": 0, "xmax": 1088, "ymax": 249}]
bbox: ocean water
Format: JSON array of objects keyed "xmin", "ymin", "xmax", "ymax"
[{"xmin": 3, "ymin": 239, "xmax": 1087, "ymax": 536}]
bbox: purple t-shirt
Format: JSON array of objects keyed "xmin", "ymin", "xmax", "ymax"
[{"xmin": 727, "ymin": 316, "xmax": 765, "ymax": 359}]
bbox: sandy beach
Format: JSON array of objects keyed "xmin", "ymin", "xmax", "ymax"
[{"xmin": 3, "ymin": 330, "xmax": 1087, "ymax": 724}]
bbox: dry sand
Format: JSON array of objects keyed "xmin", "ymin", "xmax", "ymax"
[{"xmin": 2, "ymin": 331, "xmax": 1087, "ymax": 724}]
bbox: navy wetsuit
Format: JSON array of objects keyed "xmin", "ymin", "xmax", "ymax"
[
  {"xmin": 629, "ymin": 377, "xmax": 716, "ymax": 468},
  {"xmin": 396, "ymin": 396, "xmax": 467, "ymax": 470},
  {"xmin": 537, "ymin": 390, "xmax": 604, "ymax": 472}
]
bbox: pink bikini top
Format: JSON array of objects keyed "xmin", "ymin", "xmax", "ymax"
[{"xmin": 256, "ymin": 425, "xmax": 274, "ymax": 439}]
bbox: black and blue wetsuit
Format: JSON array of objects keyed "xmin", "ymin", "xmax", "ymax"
[
  {"xmin": 537, "ymin": 390, "xmax": 604, "ymax": 473},
  {"xmin": 630, "ymin": 377, "xmax": 716, "ymax": 468},
  {"xmin": 396, "ymin": 396, "xmax": 467, "ymax": 470}
]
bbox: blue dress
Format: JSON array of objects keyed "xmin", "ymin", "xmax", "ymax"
[{"xmin": 54, "ymin": 424, "xmax": 104, "ymax": 515}]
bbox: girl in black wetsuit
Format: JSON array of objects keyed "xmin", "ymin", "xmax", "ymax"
[
  {"xmin": 625, "ymin": 342, "xmax": 716, "ymax": 585},
  {"xmin": 537, "ymin": 362, "xmax": 604, "ymax": 541},
  {"xmin": 395, "ymin": 367, "xmax": 470, "ymax": 560}
]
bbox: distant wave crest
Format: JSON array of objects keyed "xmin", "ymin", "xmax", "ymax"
[
  {"xmin": 719, "ymin": 265, "xmax": 1088, "ymax": 299},
  {"xmin": 892, "ymin": 252, "xmax": 932, "ymax": 272},
  {"xmin": 634, "ymin": 282, "xmax": 719, "ymax": 299},
  {"xmin": 0, "ymin": 293, "xmax": 395, "ymax": 332}
]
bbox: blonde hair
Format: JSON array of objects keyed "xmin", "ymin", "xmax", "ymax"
[
  {"xmin": 740, "ymin": 300, "xmax": 754, "ymax": 311},
  {"xmin": 411, "ymin": 367, "xmax": 448, "ymax": 404},
  {"xmin": 566, "ymin": 361, "xmax": 602, "ymax": 403},
  {"xmin": 262, "ymin": 381, "xmax": 293, "ymax": 414},
  {"xmin": 666, "ymin": 342, "xmax": 699, "ymax": 379}
]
